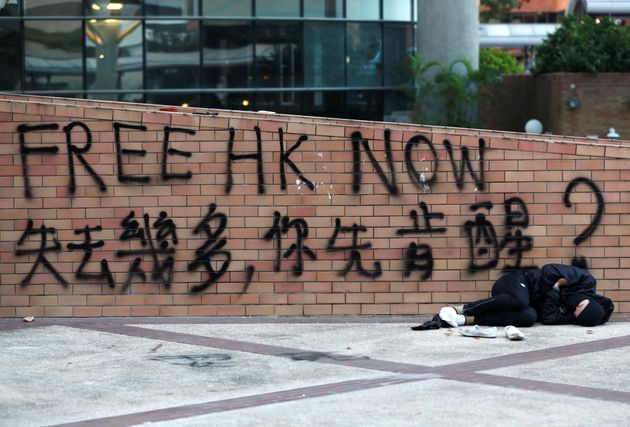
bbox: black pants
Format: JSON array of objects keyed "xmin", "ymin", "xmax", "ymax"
[{"xmin": 463, "ymin": 272, "xmax": 537, "ymax": 327}]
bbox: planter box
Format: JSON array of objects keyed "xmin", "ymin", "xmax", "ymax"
[{"xmin": 480, "ymin": 73, "xmax": 630, "ymax": 139}]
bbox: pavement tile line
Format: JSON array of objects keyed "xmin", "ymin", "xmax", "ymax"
[
  {"xmin": 432, "ymin": 334, "xmax": 630, "ymax": 374},
  {"xmin": 73, "ymin": 323, "xmax": 630, "ymax": 376},
  {"xmin": 47, "ymin": 375, "xmax": 435, "ymax": 427},
  {"xmin": 7, "ymin": 320, "xmax": 629, "ymax": 426},
  {"xmin": 67, "ymin": 323, "xmax": 434, "ymax": 374},
  {"xmin": 448, "ymin": 372, "xmax": 630, "ymax": 404}
]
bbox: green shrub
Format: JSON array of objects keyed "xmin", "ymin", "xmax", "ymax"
[
  {"xmin": 480, "ymin": 48, "xmax": 524, "ymax": 75},
  {"xmin": 398, "ymin": 54, "xmax": 500, "ymax": 127},
  {"xmin": 534, "ymin": 15, "xmax": 630, "ymax": 73}
]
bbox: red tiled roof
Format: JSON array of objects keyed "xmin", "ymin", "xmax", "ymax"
[{"xmin": 513, "ymin": 0, "xmax": 569, "ymax": 13}]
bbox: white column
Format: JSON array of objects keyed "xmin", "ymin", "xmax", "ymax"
[{"xmin": 417, "ymin": 0, "xmax": 479, "ymax": 70}]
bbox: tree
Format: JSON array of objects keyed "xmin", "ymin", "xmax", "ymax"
[
  {"xmin": 480, "ymin": 48, "xmax": 524, "ymax": 75},
  {"xmin": 534, "ymin": 15, "xmax": 630, "ymax": 73},
  {"xmin": 480, "ymin": 0, "xmax": 529, "ymax": 23}
]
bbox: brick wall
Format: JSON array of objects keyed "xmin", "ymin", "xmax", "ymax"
[
  {"xmin": 480, "ymin": 73, "xmax": 630, "ymax": 139},
  {"xmin": 1, "ymin": 94, "xmax": 629, "ymax": 317}
]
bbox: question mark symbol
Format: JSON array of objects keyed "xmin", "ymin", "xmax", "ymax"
[{"xmin": 563, "ymin": 177, "xmax": 604, "ymax": 269}]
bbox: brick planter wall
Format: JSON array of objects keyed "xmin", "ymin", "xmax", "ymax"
[
  {"xmin": 1, "ymin": 94, "xmax": 629, "ymax": 317},
  {"xmin": 480, "ymin": 73, "xmax": 630, "ymax": 139}
]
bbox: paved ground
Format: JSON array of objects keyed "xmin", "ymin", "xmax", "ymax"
[{"xmin": 1, "ymin": 316, "xmax": 629, "ymax": 427}]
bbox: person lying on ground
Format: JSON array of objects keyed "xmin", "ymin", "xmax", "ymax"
[{"xmin": 437, "ymin": 263, "xmax": 614, "ymax": 329}]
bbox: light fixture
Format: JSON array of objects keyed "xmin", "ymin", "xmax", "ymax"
[
  {"xmin": 104, "ymin": 18, "xmax": 119, "ymax": 23},
  {"xmin": 607, "ymin": 128, "xmax": 620, "ymax": 139},
  {"xmin": 242, "ymin": 99, "xmax": 250, "ymax": 107},
  {"xmin": 181, "ymin": 103, "xmax": 189, "ymax": 108},
  {"xmin": 107, "ymin": 2, "xmax": 123, "ymax": 10},
  {"xmin": 98, "ymin": 54, "xmax": 105, "ymax": 59},
  {"xmin": 91, "ymin": 3, "xmax": 101, "ymax": 10},
  {"xmin": 524, "ymin": 119, "xmax": 543, "ymax": 134},
  {"xmin": 567, "ymin": 96, "xmax": 581, "ymax": 110}
]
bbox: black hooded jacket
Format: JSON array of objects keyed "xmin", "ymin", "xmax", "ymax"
[{"xmin": 522, "ymin": 264, "xmax": 614, "ymax": 325}]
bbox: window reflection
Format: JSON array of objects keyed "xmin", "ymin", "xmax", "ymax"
[
  {"xmin": 146, "ymin": 20, "xmax": 200, "ymax": 89},
  {"xmin": 384, "ymin": 24, "xmax": 413, "ymax": 86},
  {"xmin": 147, "ymin": 93, "xmax": 200, "ymax": 107},
  {"xmin": 25, "ymin": 20, "xmax": 82, "ymax": 91},
  {"xmin": 0, "ymin": 21, "xmax": 21, "ymax": 90},
  {"xmin": 256, "ymin": 92, "xmax": 302, "ymax": 115},
  {"xmin": 255, "ymin": 22, "xmax": 302, "ymax": 88},
  {"xmin": 302, "ymin": 91, "xmax": 346, "ymax": 119},
  {"xmin": 146, "ymin": 0, "xmax": 199, "ymax": 16},
  {"xmin": 347, "ymin": 90, "xmax": 383, "ymax": 120},
  {"xmin": 0, "ymin": 0, "xmax": 20, "ymax": 16},
  {"xmin": 202, "ymin": 92, "xmax": 254, "ymax": 111},
  {"xmin": 304, "ymin": 22, "xmax": 344, "ymax": 87},
  {"xmin": 203, "ymin": 20, "xmax": 253, "ymax": 89},
  {"xmin": 346, "ymin": 0, "xmax": 379, "ymax": 20},
  {"xmin": 25, "ymin": 0, "xmax": 82, "ymax": 16},
  {"xmin": 88, "ymin": 92, "xmax": 143, "ymax": 103},
  {"xmin": 256, "ymin": 0, "xmax": 299, "ymax": 17},
  {"xmin": 203, "ymin": 0, "xmax": 251, "ymax": 17},
  {"xmin": 304, "ymin": 0, "xmax": 343, "ymax": 18},
  {"xmin": 346, "ymin": 23, "xmax": 382, "ymax": 87},
  {"xmin": 86, "ymin": 19, "xmax": 143, "ymax": 96},
  {"xmin": 87, "ymin": 0, "xmax": 143, "ymax": 17},
  {"xmin": 383, "ymin": 0, "xmax": 412, "ymax": 21}
]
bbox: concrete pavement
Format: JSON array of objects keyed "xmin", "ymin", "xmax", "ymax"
[{"xmin": 1, "ymin": 317, "xmax": 629, "ymax": 426}]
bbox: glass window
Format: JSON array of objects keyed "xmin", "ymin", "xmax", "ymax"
[
  {"xmin": 25, "ymin": 20, "xmax": 82, "ymax": 91},
  {"xmin": 347, "ymin": 90, "xmax": 383, "ymax": 120},
  {"xmin": 383, "ymin": 0, "xmax": 411, "ymax": 21},
  {"xmin": 304, "ymin": 22, "xmax": 344, "ymax": 87},
  {"xmin": 25, "ymin": 0, "xmax": 82, "ymax": 16},
  {"xmin": 146, "ymin": 20, "xmax": 200, "ymax": 89},
  {"xmin": 202, "ymin": 92, "xmax": 254, "ymax": 111},
  {"xmin": 346, "ymin": 0, "xmax": 379, "ymax": 20},
  {"xmin": 302, "ymin": 91, "xmax": 345, "ymax": 119},
  {"xmin": 0, "ymin": 0, "xmax": 20, "ymax": 16},
  {"xmin": 88, "ymin": 92, "xmax": 144, "ymax": 102},
  {"xmin": 203, "ymin": 20, "xmax": 253, "ymax": 89},
  {"xmin": 87, "ymin": 0, "xmax": 143, "ymax": 17},
  {"xmin": 383, "ymin": 24, "xmax": 413, "ymax": 86},
  {"xmin": 384, "ymin": 89, "xmax": 412, "ymax": 122},
  {"xmin": 86, "ymin": 19, "xmax": 143, "ymax": 93},
  {"xmin": 346, "ymin": 23, "xmax": 382, "ymax": 87},
  {"xmin": 256, "ymin": 0, "xmax": 299, "ymax": 17},
  {"xmin": 0, "ymin": 21, "xmax": 21, "ymax": 90},
  {"xmin": 256, "ymin": 92, "xmax": 302, "ymax": 115},
  {"xmin": 304, "ymin": 0, "xmax": 342, "ymax": 18},
  {"xmin": 255, "ymin": 22, "xmax": 302, "ymax": 88},
  {"xmin": 203, "ymin": 0, "xmax": 251, "ymax": 17},
  {"xmin": 146, "ymin": 93, "xmax": 201, "ymax": 107},
  {"xmin": 145, "ymin": 0, "xmax": 199, "ymax": 16}
]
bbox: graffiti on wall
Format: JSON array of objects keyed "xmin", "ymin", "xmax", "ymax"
[{"xmin": 13, "ymin": 121, "xmax": 605, "ymax": 292}]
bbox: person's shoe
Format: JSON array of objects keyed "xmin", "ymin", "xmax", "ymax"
[
  {"xmin": 458, "ymin": 325, "xmax": 497, "ymax": 338},
  {"xmin": 504, "ymin": 325, "xmax": 525, "ymax": 341},
  {"xmin": 439, "ymin": 307, "xmax": 464, "ymax": 327}
]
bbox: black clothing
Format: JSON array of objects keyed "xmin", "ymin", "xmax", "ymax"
[
  {"xmin": 463, "ymin": 271, "xmax": 537, "ymax": 327},
  {"xmin": 410, "ymin": 314, "xmax": 449, "ymax": 331},
  {"xmin": 537, "ymin": 264, "xmax": 613, "ymax": 325},
  {"xmin": 463, "ymin": 264, "xmax": 613, "ymax": 327}
]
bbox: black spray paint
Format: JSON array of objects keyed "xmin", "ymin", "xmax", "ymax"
[
  {"xmin": 563, "ymin": 177, "xmax": 604, "ymax": 269},
  {"xmin": 326, "ymin": 218, "xmax": 382, "ymax": 278}
]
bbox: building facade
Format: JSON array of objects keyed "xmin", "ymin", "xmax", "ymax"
[{"xmin": 0, "ymin": 0, "xmax": 416, "ymax": 120}]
